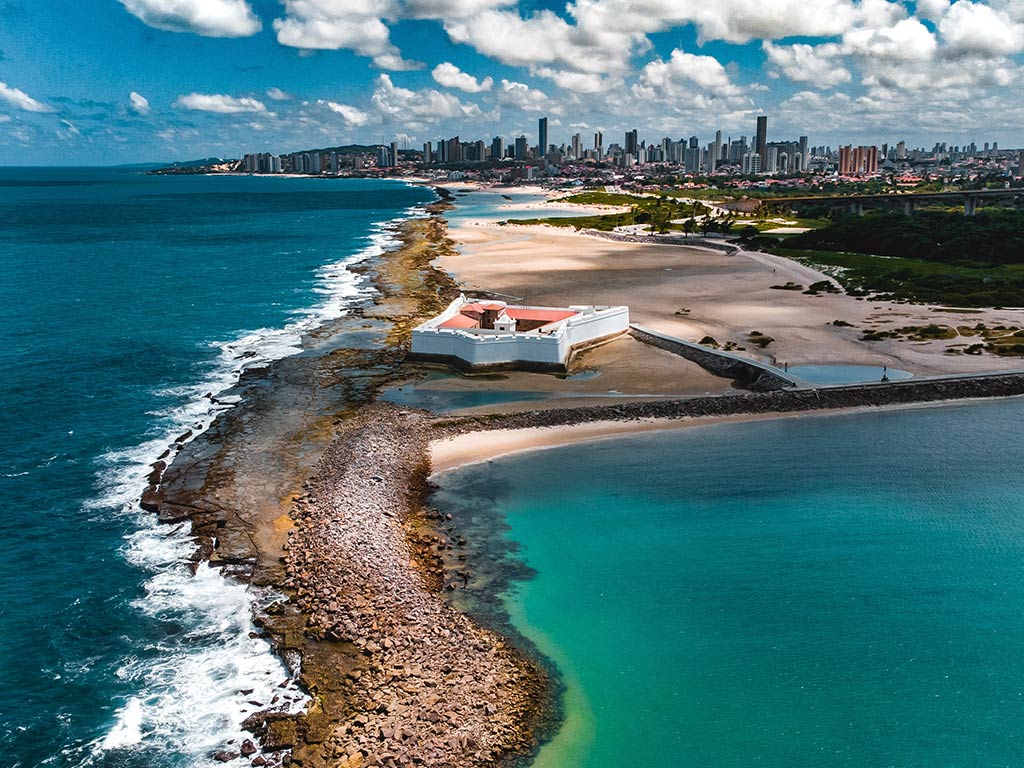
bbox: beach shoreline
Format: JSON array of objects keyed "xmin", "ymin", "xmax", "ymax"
[{"xmin": 429, "ymin": 394, "xmax": 1024, "ymax": 476}]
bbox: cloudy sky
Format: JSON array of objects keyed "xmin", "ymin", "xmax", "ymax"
[{"xmin": 1, "ymin": 0, "xmax": 1022, "ymax": 164}]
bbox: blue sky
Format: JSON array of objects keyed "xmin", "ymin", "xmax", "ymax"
[{"xmin": 1, "ymin": 0, "xmax": 1022, "ymax": 164}]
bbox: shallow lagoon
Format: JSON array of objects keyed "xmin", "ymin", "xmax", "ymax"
[{"xmin": 436, "ymin": 399, "xmax": 1024, "ymax": 767}]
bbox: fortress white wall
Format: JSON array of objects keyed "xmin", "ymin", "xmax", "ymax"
[{"xmin": 410, "ymin": 301, "xmax": 629, "ymax": 369}]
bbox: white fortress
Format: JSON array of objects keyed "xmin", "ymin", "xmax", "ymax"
[{"xmin": 409, "ymin": 294, "xmax": 630, "ymax": 372}]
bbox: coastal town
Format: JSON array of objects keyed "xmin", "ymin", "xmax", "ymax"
[{"xmin": 166, "ymin": 113, "xmax": 1024, "ymax": 196}]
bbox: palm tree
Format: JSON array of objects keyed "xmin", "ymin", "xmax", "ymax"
[{"xmin": 683, "ymin": 218, "xmax": 696, "ymax": 238}]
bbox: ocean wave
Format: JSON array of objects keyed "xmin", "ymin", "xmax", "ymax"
[{"xmin": 76, "ymin": 207, "xmax": 424, "ymax": 767}]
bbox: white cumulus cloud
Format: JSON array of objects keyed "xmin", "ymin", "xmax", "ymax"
[
  {"xmin": 174, "ymin": 92, "xmax": 268, "ymax": 114},
  {"xmin": 496, "ymin": 79, "xmax": 556, "ymax": 113},
  {"xmin": 273, "ymin": 0, "xmax": 422, "ymax": 70},
  {"xmin": 634, "ymin": 49, "xmax": 742, "ymax": 101},
  {"xmin": 118, "ymin": 0, "xmax": 261, "ymax": 37},
  {"xmin": 320, "ymin": 100, "xmax": 370, "ymax": 127},
  {"xmin": 0, "ymin": 82, "xmax": 55, "ymax": 113},
  {"xmin": 939, "ymin": 0, "xmax": 1024, "ymax": 55},
  {"xmin": 129, "ymin": 91, "xmax": 151, "ymax": 115},
  {"xmin": 763, "ymin": 42, "xmax": 851, "ymax": 87},
  {"xmin": 371, "ymin": 74, "xmax": 483, "ymax": 121},
  {"xmin": 266, "ymin": 87, "xmax": 293, "ymax": 101},
  {"xmin": 431, "ymin": 62, "xmax": 493, "ymax": 92}
]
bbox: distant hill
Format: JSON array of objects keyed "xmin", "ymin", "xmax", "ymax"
[{"xmin": 159, "ymin": 157, "xmax": 233, "ymax": 169}]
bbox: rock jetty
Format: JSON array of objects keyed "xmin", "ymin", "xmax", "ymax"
[{"xmin": 281, "ymin": 405, "xmax": 546, "ymax": 767}]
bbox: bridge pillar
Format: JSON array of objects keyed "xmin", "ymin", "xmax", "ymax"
[
  {"xmin": 903, "ymin": 199, "xmax": 916, "ymax": 215},
  {"xmin": 963, "ymin": 195, "xmax": 977, "ymax": 216}
]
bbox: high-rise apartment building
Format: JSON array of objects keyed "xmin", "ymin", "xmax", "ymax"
[
  {"xmin": 625, "ymin": 129, "xmax": 638, "ymax": 157},
  {"xmin": 538, "ymin": 117, "xmax": 548, "ymax": 157},
  {"xmin": 710, "ymin": 130, "xmax": 722, "ymax": 173},
  {"xmin": 839, "ymin": 145, "xmax": 878, "ymax": 175},
  {"xmin": 491, "ymin": 136, "xmax": 505, "ymax": 161},
  {"xmin": 514, "ymin": 135, "xmax": 528, "ymax": 161},
  {"xmin": 755, "ymin": 116, "xmax": 768, "ymax": 162}
]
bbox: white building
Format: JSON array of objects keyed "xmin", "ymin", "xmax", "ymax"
[{"xmin": 409, "ymin": 294, "xmax": 630, "ymax": 372}]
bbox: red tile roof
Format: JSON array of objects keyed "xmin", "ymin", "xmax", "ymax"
[
  {"xmin": 438, "ymin": 313, "xmax": 480, "ymax": 329},
  {"xmin": 505, "ymin": 308, "xmax": 577, "ymax": 323},
  {"xmin": 436, "ymin": 304, "xmax": 578, "ymax": 331}
]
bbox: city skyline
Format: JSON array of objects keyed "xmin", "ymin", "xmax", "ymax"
[
  {"xmin": 1, "ymin": 1, "xmax": 1024, "ymax": 164},
  {"xmin": 239, "ymin": 109, "xmax": 1022, "ymax": 180}
]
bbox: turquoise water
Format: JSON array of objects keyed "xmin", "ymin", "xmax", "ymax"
[
  {"xmin": 436, "ymin": 401, "xmax": 1024, "ymax": 767},
  {"xmin": 788, "ymin": 364, "xmax": 913, "ymax": 385},
  {"xmin": 445, "ymin": 188, "xmax": 596, "ymax": 226},
  {"xmin": 0, "ymin": 168, "xmax": 432, "ymax": 766}
]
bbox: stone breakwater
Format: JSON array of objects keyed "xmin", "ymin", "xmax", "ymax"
[
  {"xmin": 629, "ymin": 325, "xmax": 796, "ymax": 392},
  {"xmin": 280, "ymin": 405, "xmax": 547, "ymax": 768},
  {"xmin": 435, "ymin": 372, "xmax": 1024, "ymax": 433}
]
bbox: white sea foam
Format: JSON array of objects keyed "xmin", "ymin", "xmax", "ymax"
[{"xmin": 78, "ymin": 209, "xmax": 424, "ymax": 767}]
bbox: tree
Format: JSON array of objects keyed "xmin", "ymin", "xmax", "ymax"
[
  {"xmin": 740, "ymin": 224, "xmax": 758, "ymax": 240},
  {"xmin": 683, "ymin": 218, "xmax": 696, "ymax": 237}
]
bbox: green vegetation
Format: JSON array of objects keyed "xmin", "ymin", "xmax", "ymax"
[
  {"xmin": 507, "ymin": 212, "xmax": 636, "ymax": 231},
  {"xmin": 857, "ymin": 322, "xmax": 1024, "ymax": 357},
  {"xmin": 804, "ymin": 280, "xmax": 841, "ymax": 295},
  {"xmin": 768, "ymin": 209, "xmax": 1024, "ymax": 306},
  {"xmin": 786, "ymin": 210, "xmax": 1024, "ymax": 265},
  {"xmin": 510, "ymin": 191, "xmax": 703, "ymax": 232},
  {"xmin": 950, "ymin": 323, "xmax": 1024, "ymax": 356},
  {"xmin": 772, "ymin": 246, "xmax": 1024, "ymax": 307}
]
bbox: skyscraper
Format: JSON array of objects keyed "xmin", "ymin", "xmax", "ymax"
[
  {"xmin": 571, "ymin": 133, "xmax": 582, "ymax": 160},
  {"xmin": 491, "ymin": 136, "xmax": 505, "ymax": 161},
  {"xmin": 625, "ymin": 129, "xmax": 638, "ymax": 157},
  {"xmin": 755, "ymin": 116, "xmax": 767, "ymax": 163},
  {"xmin": 839, "ymin": 145, "xmax": 878, "ymax": 175},
  {"xmin": 514, "ymin": 135, "xmax": 528, "ymax": 161},
  {"xmin": 711, "ymin": 130, "xmax": 722, "ymax": 173},
  {"xmin": 538, "ymin": 117, "xmax": 548, "ymax": 157},
  {"xmin": 799, "ymin": 135, "xmax": 808, "ymax": 171}
]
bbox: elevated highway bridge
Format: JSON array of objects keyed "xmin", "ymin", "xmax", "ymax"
[{"xmin": 761, "ymin": 188, "xmax": 1024, "ymax": 217}]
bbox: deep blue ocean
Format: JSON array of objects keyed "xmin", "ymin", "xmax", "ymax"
[{"xmin": 0, "ymin": 168, "xmax": 432, "ymax": 766}]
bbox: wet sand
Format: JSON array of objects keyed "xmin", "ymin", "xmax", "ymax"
[{"xmin": 430, "ymin": 412, "xmax": 798, "ymax": 474}]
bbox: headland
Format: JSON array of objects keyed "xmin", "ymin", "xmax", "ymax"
[{"xmin": 138, "ymin": 183, "xmax": 1024, "ymax": 768}]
